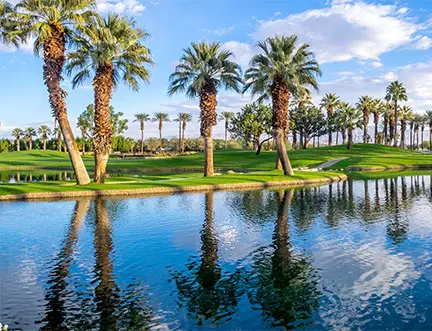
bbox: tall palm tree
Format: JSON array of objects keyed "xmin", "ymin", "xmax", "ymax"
[
  {"xmin": 53, "ymin": 127, "xmax": 63, "ymax": 152},
  {"xmin": 337, "ymin": 102, "xmax": 362, "ymax": 150},
  {"xmin": 152, "ymin": 112, "xmax": 170, "ymax": 150},
  {"xmin": 370, "ymin": 98, "xmax": 382, "ymax": 144},
  {"xmin": 67, "ymin": 14, "xmax": 153, "ymax": 183},
  {"xmin": 38, "ymin": 125, "xmax": 51, "ymax": 150},
  {"xmin": 133, "ymin": 113, "xmax": 150, "ymax": 154},
  {"xmin": 409, "ymin": 114, "xmax": 415, "ymax": 149},
  {"xmin": 168, "ymin": 41, "xmax": 242, "ymax": 177},
  {"xmin": 319, "ymin": 93, "xmax": 340, "ymax": 146},
  {"xmin": 11, "ymin": 128, "xmax": 23, "ymax": 151},
  {"xmin": 243, "ymin": 35, "xmax": 321, "ymax": 175},
  {"xmin": 385, "ymin": 81, "xmax": 408, "ymax": 147},
  {"xmin": 356, "ymin": 95, "xmax": 373, "ymax": 144},
  {"xmin": 174, "ymin": 113, "xmax": 183, "ymax": 152},
  {"xmin": 398, "ymin": 105, "xmax": 413, "ymax": 149},
  {"xmin": 180, "ymin": 113, "xmax": 192, "ymax": 153},
  {"xmin": 77, "ymin": 111, "xmax": 92, "ymax": 154},
  {"xmin": 218, "ymin": 111, "xmax": 234, "ymax": 149},
  {"xmin": 420, "ymin": 114, "xmax": 426, "ymax": 150},
  {"xmin": 24, "ymin": 127, "xmax": 36, "ymax": 150},
  {"xmin": 425, "ymin": 110, "xmax": 432, "ymax": 151},
  {"xmin": 414, "ymin": 114, "xmax": 422, "ymax": 150},
  {"xmin": 9, "ymin": 0, "xmax": 95, "ymax": 185}
]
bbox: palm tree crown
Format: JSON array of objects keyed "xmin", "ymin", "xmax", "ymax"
[
  {"xmin": 320, "ymin": 93, "xmax": 340, "ymax": 116},
  {"xmin": 134, "ymin": 113, "xmax": 151, "ymax": 130},
  {"xmin": 11, "ymin": 128, "xmax": 23, "ymax": 139},
  {"xmin": 38, "ymin": 125, "xmax": 51, "ymax": 138}
]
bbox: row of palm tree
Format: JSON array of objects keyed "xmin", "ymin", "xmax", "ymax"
[{"xmin": 11, "ymin": 126, "xmax": 55, "ymax": 151}]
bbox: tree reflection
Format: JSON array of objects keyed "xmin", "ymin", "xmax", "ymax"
[
  {"xmin": 171, "ymin": 191, "xmax": 245, "ymax": 326},
  {"xmin": 247, "ymin": 190, "xmax": 320, "ymax": 329}
]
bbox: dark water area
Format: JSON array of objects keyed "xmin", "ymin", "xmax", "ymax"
[{"xmin": 1, "ymin": 175, "xmax": 432, "ymax": 330}]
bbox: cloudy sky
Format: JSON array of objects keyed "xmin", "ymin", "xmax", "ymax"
[{"xmin": 1, "ymin": 0, "xmax": 432, "ymax": 139}]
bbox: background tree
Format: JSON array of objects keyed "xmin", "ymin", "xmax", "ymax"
[
  {"xmin": 152, "ymin": 112, "xmax": 170, "ymax": 150},
  {"xmin": 398, "ymin": 106, "xmax": 413, "ymax": 149},
  {"xmin": 371, "ymin": 99, "xmax": 382, "ymax": 144},
  {"xmin": 425, "ymin": 110, "xmax": 432, "ymax": 151},
  {"xmin": 24, "ymin": 127, "xmax": 36, "ymax": 150},
  {"xmin": 420, "ymin": 115, "xmax": 426, "ymax": 150},
  {"xmin": 356, "ymin": 96, "xmax": 373, "ymax": 144},
  {"xmin": 133, "ymin": 113, "xmax": 150, "ymax": 154},
  {"xmin": 243, "ymin": 35, "xmax": 321, "ymax": 175},
  {"xmin": 168, "ymin": 41, "xmax": 242, "ymax": 177},
  {"xmin": 337, "ymin": 102, "xmax": 362, "ymax": 150},
  {"xmin": 67, "ymin": 14, "xmax": 152, "ymax": 183},
  {"xmin": 11, "ymin": 128, "xmax": 23, "ymax": 151},
  {"xmin": 230, "ymin": 103, "xmax": 272, "ymax": 154},
  {"xmin": 290, "ymin": 106, "xmax": 326, "ymax": 149},
  {"xmin": 218, "ymin": 111, "xmax": 234, "ymax": 149},
  {"xmin": 385, "ymin": 81, "xmax": 408, "ymax": 147},
  {"xmin": 53, "ymin": 127, "xmax": 63, "ymax": 152},
  {"xmin": 320, "ymin": 93, "xmax": 340, "ymax": 146},
  {"xmin": 413, "ymin": 114, "xmax": 422, "ymax": 150},
  {"xmin": 38, "ymin": 125, "xmax": 51, "ymax": 150},
  {"xmin": 77, "ymin": 110, "xmax": 92, "ymax": 155},
  {"xmin": 10, "ymin": 0, "xmax": 95, "ymax": 184},
  {"xmin": 174, "ymin": 113, "xmax": 184, "ymax": 152},
  {"xmin": 180, "ymin": 113, "xmax": 192, "ymax": 153}
]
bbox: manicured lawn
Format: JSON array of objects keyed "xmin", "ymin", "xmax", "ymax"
[{"xmin": 1, "ymin": 144, "xmax": 431, "ymax": 172}]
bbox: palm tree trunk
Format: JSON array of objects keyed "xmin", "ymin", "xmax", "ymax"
[
  {"xmin": 182, "ymin": 126, "xmax": 185, "ymax": 153},
  {"xmin": 93, "ymin": 63, "xmax": 114, "ymax": 184},
  {"xmin": 178, "ymin": 121, "xmax": 182, "ymax": 152},
  {"xmin": 29, "ymin": 139, "xmax": 32, "ymax": 150},
  {"xmin": 200, "ymin": 83, "xmax": 218, "ymax": 177},
  {"xmin": 393, "ymin": 100, "xmax": 398, "ymax": 147},
  {"xmin": 225, "ymin": 121, "xmax": 228, "ymax": 149},
  {"xmin": 400, "ymin": 123, "xmax": 405, "ymax": 148},
  {"xmin": 43, "ymin": 24, "xmax": 90, "ymax": 185},
  {"xmin": 421, "ymin": 130, "xmax": 424, "ymax": 150},
  {"xmin": 141, "ymin": 122, "xmax": 144, "ymax": 154},
  {"xmin": 374, "ymin": 118, "xmax": 378, "ymax": 144},
  {"xmin": 43, "ymin": 138, "xmax": 47, "ymax": 151},
  {"xmin": 81, "ymin": 129, "xmax": 86, "ymax": 155},
  {"xmin": 159, "ymin": 126, "xmax": 163, "ymax": 150},
  {"xmin": 347, "ymin": 129, "xmax": 353, "ymax": 150},
  {"xmin": 16, "ymin": 139, "xmax": 20, "ymax": 151},
  {"xmin": 363, "ymin": 116, "xmax": 368, "ymax": 144}
]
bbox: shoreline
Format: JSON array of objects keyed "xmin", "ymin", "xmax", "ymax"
[{"xmin": 0, "ymin": 174, "xmax": 347, "ymax": 201}]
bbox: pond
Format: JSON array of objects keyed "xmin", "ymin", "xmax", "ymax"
[{"xmin": 1, "ymin": 175, "xmax": 432, "ymax": 330}]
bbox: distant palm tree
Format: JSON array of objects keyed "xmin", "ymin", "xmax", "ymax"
[
  {"xmin": 413, "ymin": 114, "xmax": 423, "ymax": 150},
  {"xmin": 77, "ymin": 112, "xmax": 92, "ymax": 155},
  {"xmin": 420, "ymin": 115, "xmax": 426, "ymax": 150},
  {"xmin": 243, "ymin": 35, "xmax": 321, "ymax": 175},
  {"xmin": 398, "ymin": 106, "xmax": 413, "ymax": 149},
  {"xmin": 67, "ymin": 14, "xmax": 153, "ymax": 183},
  {"xmin": 169, "ymin": 41, "xmax": 242, "ymax": 176},
  {"xmin": 24, "ymin": 127, "xmax": 36, "ymax": 150},
  {"xmin": 320, "ymin": 93, "xmax": 340, "ymax": 146},
  {"xmin": 152, "ymin": 112, "xmax": 170, "ymax": 150},
  {"xmin": 382, "ymin": 103, "xmax": 394, "ymax": 145},
  {"xmin": 180, "ymin": 113, "xmax": 192, "ymax": 153},
  {"xmin": 9, "ymin": 0, "xmax": 96, "ymax": 185},
  {"xmin": 370, "ymin": 98, "xmax": 382, "ymax": 144},
  {"xmin": 409, "ymin": 115, "xmax": 415, "ymax": 149},
  {"xmin": 425, "ymin": 110, "xmax": 432, "ymax": 151},
  {"xmin": 54, "ymin": 127, "xmax": 63, "ymax": 152},
  {"xmin": 38, "ymin": 125, "xmax": 51, "ymax": 150},
  {"xmin": 133, "ymin": 113, "xmax": 151, "ymax": 154},
  {"xmin": 385, "ymin": 81, "xmax": 408, "ymax": 147},
  {"xmin": 11, "ymin": 128, "xmax": 23, "ymax": 151},
  {"xmin": 356, "ymin": 96, "xmax": 374, "ymax": 144},
  {"xmin": 337, "ymin": 103, "xmax": 362, "ymax": 150},
  {"xmin": 218, "ymin": 111, "xmax": 234, "ymax": 149}
]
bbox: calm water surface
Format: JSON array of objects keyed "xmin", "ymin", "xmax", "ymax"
[{"xmin": 1, "ymin": 175, "xmax": 432, "ymax": 330}]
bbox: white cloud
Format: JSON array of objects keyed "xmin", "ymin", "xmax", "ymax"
[
  {"xmin": 413, "ymin": 36, "xmax": 432, "ymax": 50},
  {"xmin": 251, "ymin": 1, "xmax": 428, "ymax": 63},
  {"xmin": 370, "ymin": 61, "xmax": 383, "ymax": 68},
  {"xmin": 203, "ymin": 26, "xmax": 234, "ymax": 37},
  {"xmin": 222, "ymin": 41, "xmax": 255, "ymax": 67},
  {"xmin": 96, "ymin": 0, "xmax": 145, "ymax": 14},
  {"xmin": 0, "ymin": 37, "xmax": 34, "ymax": 54}
]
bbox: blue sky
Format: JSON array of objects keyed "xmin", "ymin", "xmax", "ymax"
[{"xmin": 1, "ymin": 0, "xmax": 432, "ymax": 139}]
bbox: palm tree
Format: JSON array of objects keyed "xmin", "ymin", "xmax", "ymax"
[
  {"xmin": 0, "ymin": 0, "xmax": 13, "ymax": 42},
  {"xmin": 319, "ymin": 93, "xmax": 340, "ymax": 146},
  {"xmin": 152, "ymin": 112, "xmax": 170, "ymax": 150},
  {"xmin": 370, "ymin": 98, "xmax": 382, "ymax": 144},
  {"xmin": 425, "ymin": 110, "xmax": 432, "ymax": 151},
  {"xmin": 9, "ymin": 0, "xmax": 95, "ymax": 185},
  {"xmin": 337, "ymin": 102, "xmax": 362, "ymax": 150},
  {"xmin": 168, "ymin": 42, "xmax": 242, "ymax": 177},
  {"xmin": 243, "ymin": 35, "xmax": 321, "ymax": 175},
  {"xmin": 356, "ymin": 95, "xmax": 373, "ymax": 144},
  {"xmin": 218, "ymin": 111, "xmax": 234, "ymax": 148},
  {"xmin": 38, "ymin": 125, "xmax": 51, "ymax": 150},
  {"xmin": 398, "ymin": 106, "xmax": 413, "ymax": 149},
  {"xmin": 77, "ymin": 112, "xmax": 92, "ymax": 155},
  {"xmin": 54, "ymin": 127, "xmax": 63, "ymax": 152},
  {"xmin": 414, "ymin": 114, "xmax": 423, "ymax": 150},
  {"xmin": 66, "ymin": 14, "xmax": 153, "ymax": 183},
  {"xmin": 420, "ymin": 115, "xmax": 426, "ymax": 150},
  {"xmin": 385, "ymin": 81, "xmax": 408, "ymax": 147},
  {"xmin": 409, "ymin": 115, "xmax": 416, "ymax": 149},
  {"xmin": 133, "ymin": 113, "xmax": 150, "ymax": 154},
  {"xmin": 180, "ymin": 113, "xmax": 192, "ymax": 153},
  {"xmin": 11, "ymin": 128, "xmax": 23, "ymax": 151},
  {"xmin": 174, "ymin": 113, "xmax": 183, "ymax": 152},
  {"xmin": 24, "ymin": 127, "xmax": 36, "ymax": 150}
]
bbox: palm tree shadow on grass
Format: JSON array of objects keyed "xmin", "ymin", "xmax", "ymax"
[{"xmin": 170, "ymin": 191, "xmax": 246, "ymax": 326}]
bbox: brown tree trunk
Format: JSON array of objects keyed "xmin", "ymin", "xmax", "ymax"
[
  {"xmin": 81, "ymin": 129, "xmax": 86, "ymax": 155},
  {"xmin": 141, "ymin": 122, "xmax": 144, "ymax": 154},
  {"xmin": 43, "ymin": 23, "xmax": 90, "ymax": 185},
  {"xmin": 200, "ymin": 82, "xmax": 217, "ymax": 177},
  {"xmin": 347, "ymin": 129, "xmax": 353, "ymax": 150},
  {"xmin": 181, "ymin": 126, "xmax": 186, "ymax": 153},
  {"xmin": 16, "ymin": 139, "xmax": 20, "ymax": 151},
  {"xmin": 400, "ymin": 123, "xmax": 406, "ymax": 148},
  {"xmin": 393, "ymin": 100, "xmax": 398, "ymax": 147},
  {"xmin": 43, "ymin": 138, "xmax": 47, "ymax": 150},
  {"xmin": 93, "ymin": 63, "xmax": 114, "ymax": 183},
  {"xmin": 271, "ymin": 79, "xmax": 294, "ymax": 176},
  {"xmin": 178, "ymin": 120, "xmax": 182, "ymax": 152},
  {"xmin": 363, "ymin": 112, "xmax": 369, "ymax": 143},
  {"xmin": 29, "ymin": 139, "xmax": 32, "ymax": 150},
  {"xmin": 225, "ymin": 121, "xmax": 228, "ymax": 149}
]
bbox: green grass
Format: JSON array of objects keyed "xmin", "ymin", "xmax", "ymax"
[{"xmin": 0, "ymin": 170, "xmax": 341, "ymax": 196}]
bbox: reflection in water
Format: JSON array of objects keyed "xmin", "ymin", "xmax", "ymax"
[
  {"xmin": 171, "ymin": 192, "xmax": 245, "ymax": 326},
  {"xmin": 2, "ymin": 175, "xmax": 432, "ymax": 329},
  {"xmin": 247, "ymin": 190, "xmax": 319, "ymax": 329}
]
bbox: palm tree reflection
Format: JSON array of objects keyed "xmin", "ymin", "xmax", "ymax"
[
  {"xmin": 247, "ymin": 190, "xmax": 320, "ymax": 329},
  {"xmin": 171, "ymin": 191, "xmax": 245, "ymax": 326}
]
